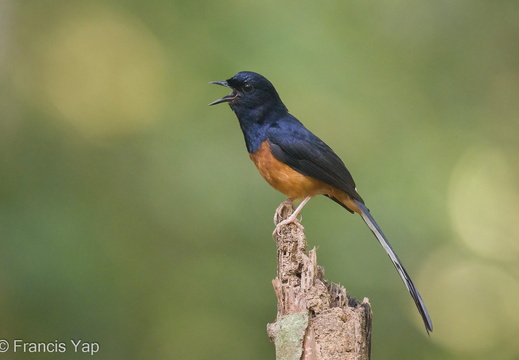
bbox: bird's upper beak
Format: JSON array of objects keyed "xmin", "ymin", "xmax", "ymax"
[{"xmin": 208, "ymin": 80, "xmax": 239, "ymax": 106}]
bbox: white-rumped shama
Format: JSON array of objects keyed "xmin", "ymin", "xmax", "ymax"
[{"xmin": 209, "ymin": 71, "xmax": 433, "ymax": 333}]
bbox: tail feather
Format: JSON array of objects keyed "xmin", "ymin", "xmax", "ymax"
[{"xmin": 354, "ymin": 199, "xmax": 433, "ymax": 333}]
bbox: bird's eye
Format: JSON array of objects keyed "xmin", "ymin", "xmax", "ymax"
[{"xmin": 243, "ymin": 84, "xmax": 253, "ymax": 93}]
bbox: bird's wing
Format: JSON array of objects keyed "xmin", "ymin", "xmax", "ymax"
[{"xmin": 267, "ymin": 120, "xmax": 364, "ymax": 204}]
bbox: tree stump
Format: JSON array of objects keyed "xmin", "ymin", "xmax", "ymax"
[{"xmin": 267, "ymin": 201, "xmax": 372, "ymax": 360}]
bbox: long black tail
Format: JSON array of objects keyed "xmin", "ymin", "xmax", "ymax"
[{"xmin": 355, "ymin": 199, "xmax": 433, "ymax": 333}]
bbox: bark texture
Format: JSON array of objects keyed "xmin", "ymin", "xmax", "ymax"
[{"xmin": 267, "ymin": 201, "xmax": 372, "ymax": 360}]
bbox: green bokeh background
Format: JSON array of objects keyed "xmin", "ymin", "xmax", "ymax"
[{"xmin": 2, "ymin": 1, "xmax": 519, "ymax": 359}]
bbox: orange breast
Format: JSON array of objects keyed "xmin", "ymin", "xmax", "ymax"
[{"xmin": 249, "ymin": 141, "xmax": 361, "ymax": 213}]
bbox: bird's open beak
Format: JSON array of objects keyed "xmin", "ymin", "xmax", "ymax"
[{"xmin": 208, "ymin": 80, "xmax": 238, "ymax": 106}]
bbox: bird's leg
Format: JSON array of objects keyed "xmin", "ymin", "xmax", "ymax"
[
  {"xmin": 282, "ymin": 196, "xmax": 311, "ymax": 224},
  {"xmin": 273, "ymin": 198, "xmax": 295, "ymax": 224},
  {"xmin": 273, "ymin": 196, "xmax": 312, "ymax": 236}
]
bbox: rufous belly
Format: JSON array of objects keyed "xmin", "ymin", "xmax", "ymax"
[{"xmin": 249, "ymin": 141, "xmax": 360, "ymax": 213}]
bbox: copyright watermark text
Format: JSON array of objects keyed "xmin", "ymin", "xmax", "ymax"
[{"xmin": 0, "ymin": 339, "xmax": 99, "ymax": 355}]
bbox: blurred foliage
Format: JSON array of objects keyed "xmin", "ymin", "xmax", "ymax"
[{"xmin": 1, "ymin": 0, "xmax": 519, "ymax": 359}]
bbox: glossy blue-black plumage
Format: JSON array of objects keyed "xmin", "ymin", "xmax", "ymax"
[
  {"xmin": 209, "ymin": 71, "xmax": 433, "ymax": 333},
  {"xmin": 220, "ymin": 72, "xmax": 363, "ymax": 204}
]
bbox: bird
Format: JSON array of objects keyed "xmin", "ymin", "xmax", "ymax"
[{"xmin": 208, "ymin": 71, "xmax": 433, "ymax": 333}]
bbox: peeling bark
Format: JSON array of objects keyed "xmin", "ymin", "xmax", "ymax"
[{"xmin": 268, "ymin": 202, "xmax": 372, "ymax": 360}]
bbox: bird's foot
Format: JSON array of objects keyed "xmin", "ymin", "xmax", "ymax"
[
  {"xmin": 273, "ymin": 213, "xmax": 304, "ymax": 237},
  {"xmin": 273, "ymin": 198, "xmax": 295, "ymax": 224},
  {"xmin": 273, "ymin": 198, "xmax": 304, "ymax": 237},
  {"xmin": 272, "ymin": 196, "xmax": 312, "ymax": 237}
]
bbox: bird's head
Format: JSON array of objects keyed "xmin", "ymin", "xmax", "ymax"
[{"xmin": 209, "ymin": 71, "xmax": 286, "ymax": 114}]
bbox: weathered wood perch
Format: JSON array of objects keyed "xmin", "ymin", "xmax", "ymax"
[{"xmin": 267, "ymin": 201, "xmax": 372, "ymax": 360}]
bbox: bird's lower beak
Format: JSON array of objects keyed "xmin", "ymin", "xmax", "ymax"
[{"xmin": 208, "ymin": 80, "xmax": 238, "ymax": 106}]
